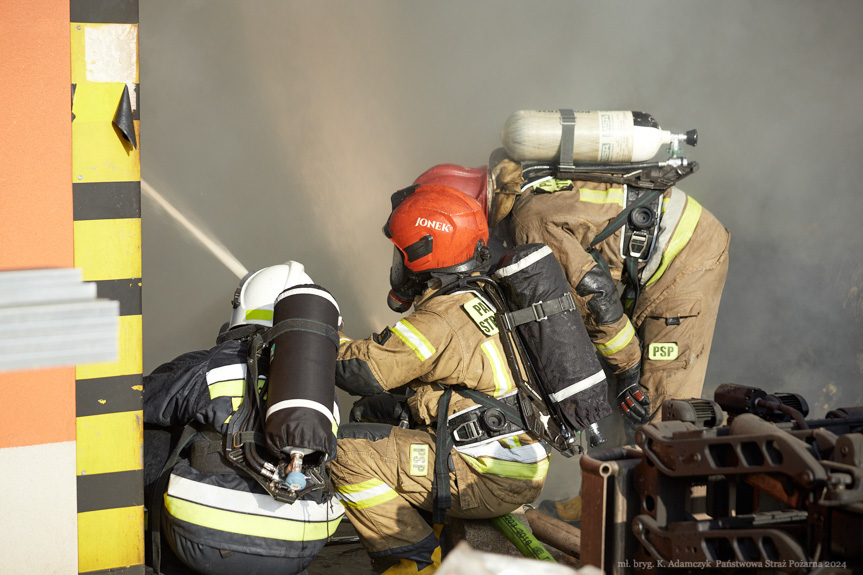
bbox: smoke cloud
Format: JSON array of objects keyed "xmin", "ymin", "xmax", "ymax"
[{"xmin": 140, "ymin": 0, "xmax": 863, "ymax": 501}]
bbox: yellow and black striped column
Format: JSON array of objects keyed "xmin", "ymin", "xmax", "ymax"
[{"xmin": 71, "ymin": 1, "xmax": 143, "ymax": 573}]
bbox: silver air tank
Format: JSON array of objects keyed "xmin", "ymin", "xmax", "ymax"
[{"xmin": 501, "ymin": 110, "xmax": 673, "ymax": 164}]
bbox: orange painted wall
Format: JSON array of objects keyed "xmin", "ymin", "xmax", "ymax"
[
  {"xmin": 0, "ymin": 0, "xmax": 76, "ymax": 448},
  {"xmin": 0, "ymin": 0, "xmax": 72, "ymax": 269}
]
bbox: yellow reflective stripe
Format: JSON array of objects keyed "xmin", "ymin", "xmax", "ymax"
[
  {"xmin": 579, "ymin": 187, "xmax": 624, "ymax": 206},
  {"xmin": 164, "ymin": 495, "xmax": 340, "ymax": 541},
  {"xmin": 392, "ymin": 320, "xmax": 436, "ymax": 361},
  {"xmin": 339, "ymin": 337, "xmax": 352, "ymax": 345},
  {"xmin": 208, "ymin": 378, "xmax": 244, "ymax": 399},
  {"xmin": 462, "ymin": 454, "xmax": 549, "ymax": 480},
  {"xmin": 335, "ymin": 478, "xmax": 400, "ymax": 510},
  {"xmin": 245, "ymin": 309, "xmax": 273, "ymax": 322},
  {"xmin": 481, "ymin": 340, "xmax": 511, "ymax": 397},
  {"xmin": 231, "ymin": 397, "xmax": 243, "ymax": 411},
  {"xmin": 595, "ymin": 321, "xmax": 636, "ymax": 357},
  {"xmin": 645, "ymin": 196, "xmax": 703, "ymax": 288},
  {"xmin": 662, "ymin": 196, "xmax": 671, "ymax": 213},
  {"xmin": 335, "ymin": 477, "xmax": 388, "ymax": 495}
]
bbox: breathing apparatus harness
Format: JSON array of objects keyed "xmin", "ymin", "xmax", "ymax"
[
  {"xmin": 437, "ymin": 274, "xmax": 583, "ymax": 450},
  {"xmin": 517, "ymin": 110, "xmax": 699, "ymax": 315},
  {"xmin": 424, "ymin": 272, "xmax": 591, "ymax": 525},
  {"xmin": 220, "ymin": 321, "xmax": 337, "ymax": 504}
]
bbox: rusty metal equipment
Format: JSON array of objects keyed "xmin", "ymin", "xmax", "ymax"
[{"xmin": 579, "ymin": 384, "xmax": 863, "ymax": 573}]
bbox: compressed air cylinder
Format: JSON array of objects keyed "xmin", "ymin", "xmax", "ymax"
[
  {"xmin": 494, "ymin": 244, "xmax": 612, "ymax": 430},
  {"xmin": 265, "ymin": 284, "xmax": 341, "ymax": 464},
  {"xmin": 501, "ymin": 110, "xmax": 672, "ymax": 163}
]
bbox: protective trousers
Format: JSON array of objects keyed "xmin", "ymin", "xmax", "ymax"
[
  {"xmin": 330, "ymin": 423, "xmax": 540, "ymax": 573},
  {"xmin": 631, "ymin": 206, "xmax": 730, "ymax": 420}
]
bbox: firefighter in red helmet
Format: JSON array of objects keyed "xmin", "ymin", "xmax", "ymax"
[
  {"xmin": 410, "ymin": 158, "xmax": 728, "ymax": 442},
  {"xmin": 331, "ymin": 184, "xmax": 550, "ymax": 574}
]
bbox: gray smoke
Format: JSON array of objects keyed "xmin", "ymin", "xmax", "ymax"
[{"xmin": 140, "ymin": 0, "xmax": 863, "ymax": 502}]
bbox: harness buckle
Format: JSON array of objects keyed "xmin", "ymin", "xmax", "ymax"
[
  {"xmin": 628, "ymin": 230, "xmax": 650, "ymax": 258},
  {"xmin": 232, "ymin": 432, "xmax": 244, "ymax": 449},
  {"xmin": 531, "ymin": 301, "xmax": 548, "ymax": 322},
  {"xmin": 452, "ymin": 419, "xmax": 484, "ymax": 443}
]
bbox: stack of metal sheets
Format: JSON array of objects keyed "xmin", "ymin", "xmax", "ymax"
[{"xmin": 0, "ymin": 268, "xmax": 119, "ymax": 372}]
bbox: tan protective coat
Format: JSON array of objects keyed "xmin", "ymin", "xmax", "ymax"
[
  {"xmin": 507, "ymin": 176, "xmax": 730, "ymax": 417},
  {"xmin": 332, "ymin": 288, "xmax": 548, "ymax": 557}
]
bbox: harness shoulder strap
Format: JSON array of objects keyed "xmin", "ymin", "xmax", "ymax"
[
  {"xmin": 588, "ymin": 186, "xmax": 664, "ymax": 316},
  {"xmin": 432, "ymin": 388, "xmax": 454, "ymax": 526}
]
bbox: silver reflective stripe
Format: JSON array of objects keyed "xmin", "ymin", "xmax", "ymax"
[
  {"xmin": 275, "ymin": 285, "xmax": 340, "ymax": 313},
  {"xmin": 454, "ymin": 432, "xmax": 549, "ymax": 463},
  {"xmin": 167, "ymin": 473, "xmax": 345, "ymax": 520},
  {"xmin": 266, "ymin": 398, "xmax": 336, "ymax": 425},
  {"xmin": 493, "ymin": 245, "xmax": 554, "ymax": 279},
  {"xmin": 548, "ymin": 370, "xmax": 606, "ymax": 403},
  {"xmin": 641, "ymin": 186, "xmax": 686, "ymax": 283},
  {"xmin": 206, "ymin": 363, "xmax": 246, "ymax": 385}
]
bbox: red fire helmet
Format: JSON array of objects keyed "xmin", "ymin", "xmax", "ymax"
[
  {"xmin": 412, "ymin": 163, "xmax": 489, "ymax": 218},
  {"xmin": 386, "ymin": 184, "xmax": 489, "ymax": 273}
]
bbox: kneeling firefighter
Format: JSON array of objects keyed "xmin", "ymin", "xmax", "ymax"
[
  {"xmin": 144, "ymin": 261, "xmax": 345, "ymax": 575},
  {"xmin": 331, "ymin": 184, "xmax": 610, "ymax": 574}
]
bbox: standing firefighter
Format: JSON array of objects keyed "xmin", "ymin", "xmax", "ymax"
[
  {"xmin": 332, "ymin": 184, "xmax": 553, "ymax": 575},
  {"xmin": 144, "ymin": 261, "xmax": 345, "ymax": 575},
  {"xmin": 412, "ymin": 109, "xmax": 730, "ymax": 439}
]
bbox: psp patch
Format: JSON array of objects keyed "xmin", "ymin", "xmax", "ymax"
[
  {"xmin": 463, "ymin": 296, "xmax": 499, "ymax": 336},
  {"xmin": 648, "ymin": 342, "xmax": 679, "ymax": 361},
  {"xmin": 409, "ymin": 444, "xmax": 429, "ymax": 476}
]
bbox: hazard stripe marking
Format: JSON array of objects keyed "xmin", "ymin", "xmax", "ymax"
[
  {"xmin": 76, "ymin": 314, "xmax": 142, "ymax": 380},
  {"xmin": 76, "ymin": 410, "xmax": 143, "ymax": 476},
  {"xmin": 71, "ymin": 0, "xmax": 139, "ymax": 25},
  {"xmin": 73, "ymin": 181, "xmax": 141, "ymax": 220},
  {"xmin": 77, "ymin": 469, "xmax": 143, "ymax": 513},
  {"xmin": 93, "ymin": 279, "xmax": 142, "ymax": 316},
  {"xmin": 76, "ymin": 373, "xmax": 143, "ymax": 417},
  {"xmin": 73, "ymin": 218, "xmax": 141, "ymax": 282},
  {"xmin": 77, "ymin": 505, "xmax": 144, "ymax": 572}
]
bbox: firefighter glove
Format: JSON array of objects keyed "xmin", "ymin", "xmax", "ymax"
[
  {"xmin": 616, "ymin": 366, "xmax": 650, "ymax": 425},
  {"xmin": 617, "ymin": 383, "xmax": 651, "ymax": 425}
]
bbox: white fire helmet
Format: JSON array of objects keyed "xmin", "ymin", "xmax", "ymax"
[{"xmin": 229, "ymin": 261, "xmax": 314, "ymax": 329}]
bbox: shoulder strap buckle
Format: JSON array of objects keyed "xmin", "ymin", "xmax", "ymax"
[
  {"xmin": 531, "ymin": 301, "xmax": 548, "ymax": 322},
  {"xmin": 451, "ymin": 418, "xmax": 484, "ymax": 443}
]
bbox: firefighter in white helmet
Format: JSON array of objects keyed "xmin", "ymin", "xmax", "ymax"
[
  {"xmin": 331, "ymin": 184, "xmax": 550, "ymax": 575},
  {"xmin": 143, "ymin": 261, "xmax": 345, "ymax": 575}
]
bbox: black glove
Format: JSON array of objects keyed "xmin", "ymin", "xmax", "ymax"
[
  {"xmin": 615, "ymin": 366, "xmax": 651, "ymax": 425},
  {"xmin": 350, "ymin": 393, "xmax": 411, "ymax": 427}
]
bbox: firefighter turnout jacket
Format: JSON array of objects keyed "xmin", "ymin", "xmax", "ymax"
[
  {"xmin": 332, "ymin": 285, "xmax": 550, "ymax": 569},
  {"xmin": 504, "ymin": 167, "xmax": 730, "ymax": 421},
  {"xmin": 144, "ymin": 339, "xmax": 345, "ymax": 575}
]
